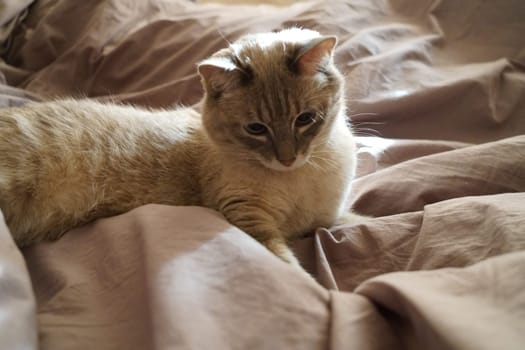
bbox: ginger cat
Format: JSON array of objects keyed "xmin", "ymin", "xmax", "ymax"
[{"xmin": 0, "ymin": 28, "xmax": 356, "ymax": 268}]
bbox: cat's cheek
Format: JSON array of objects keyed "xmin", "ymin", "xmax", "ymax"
[{"xmin": 292, "ymin": 153, "xmax": 309, "ymax": 169}]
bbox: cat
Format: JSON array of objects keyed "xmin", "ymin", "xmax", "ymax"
[{"xmin": 0, "ymin": 28, "xmax": 357, "ymax": 268}]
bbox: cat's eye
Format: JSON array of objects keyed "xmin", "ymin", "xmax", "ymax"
[
  {"xmin": 245, "ymin": 122, "xmax": 268, "ymax": 135},
  {"xmin": 295, "ymin": 112, "xmax": 316, "ymax": 127}
]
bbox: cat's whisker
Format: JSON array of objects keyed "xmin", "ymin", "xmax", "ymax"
[
  {"xmin": 308, "ymin": 152, "xmax": 340, "ymax": 171},
  {"xmin": 310, "ymin": 150, "xmax": 335, "ymax": 156},
  {"xmin": 353, "ymin": 132, "xmax": 383, "ymax": 138},
  {"xmin": 352, "ymin": 127, "xmax": 384, "ymax": 137},
  {"xmin": 217, "ymin": 29, "xmax": 232, "ymax": 46},
  {"xmin": 308, "ymin": 159, "xmax": 338, "ymax": 173},
  {"xmin": 305, "ymin": 158, "xmax": 320, "ymax": 171},
  {"xmin": 350, "ymin": 120, "xmax": 387, "ymax": 127},
  {"xmin": 306, "ymin": 157, "xmax": 327, "ymax": 172},
  {"xmin": 314, "ymin": 154, "xmax": 337, "ymax": 165},
  {"xmin": 347, "ymin": 112, "xmax": 381, "ymax": 119}
]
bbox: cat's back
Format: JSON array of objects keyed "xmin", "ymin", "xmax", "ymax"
[
  {"xmin": 0, "ymin": 98, "xmax": 199, "ymax": 182},
  {"xmin": 0, "ymin": 99, "xmax": 202, "ymax": 165},
  {"xmin": 0, "ymin": 98, "xmax": 204, "ymax": 185},
  {"xmin": 0, "ymin": 99, "xmax": 205, "ymax": 244},
  {"xmin": 0, "ymin": 99, "xmax": 200, "ymax": 143}
]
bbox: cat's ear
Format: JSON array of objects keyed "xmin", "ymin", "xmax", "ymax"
[
  {"xmin": 295, "ymin": 36, "xmax": 337, "ymax": 75},
  {"xmin": 198, "ymin": 57, "xmax": 243, "ymax": 95}
]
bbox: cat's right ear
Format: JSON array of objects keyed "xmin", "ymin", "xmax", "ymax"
[
  {"xmin": 198, "ymin": 57, "xmax": 243, "ymax": 96},
  {"xmin": 295, "ymin": 36, "xmax": 337, "ymax": 76}
]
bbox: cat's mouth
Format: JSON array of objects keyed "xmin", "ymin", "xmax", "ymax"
[{"xmin": 260, "ymin": 155, "xmax": 309, "ymax": 172}]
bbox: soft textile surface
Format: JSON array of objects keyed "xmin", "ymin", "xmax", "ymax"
[
  {"xmin": 0, "ymin": 0, "xmax": 524, "ymax": 349},
  {"xmin": 0, "ymin": 211, "xmax": 37, "ymax": 349}
]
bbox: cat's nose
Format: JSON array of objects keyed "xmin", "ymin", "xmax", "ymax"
[{"xmin": 279, "ymin": 157, "xmax": 296, "ymax": 167}]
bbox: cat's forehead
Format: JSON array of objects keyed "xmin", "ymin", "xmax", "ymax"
[
  {"xmin": 198, "ymin": 28, "xmax": 338, "ymax": 109},
  {"xmin": 228, "ymin": 28, "xmax": 323, "ymax": 70},
  {"xmin": 233, "ymin": 28, "xmax": 322, "ymax": 50}
]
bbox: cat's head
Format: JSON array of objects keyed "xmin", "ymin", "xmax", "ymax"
[{"xmin": 198, "ymin": 28, "xmax": 346, "ymax": 171}]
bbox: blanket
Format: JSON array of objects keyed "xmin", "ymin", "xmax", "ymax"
[{"xmin": 1, "ymin": 0, "xmax": 524, "ymax": 349}]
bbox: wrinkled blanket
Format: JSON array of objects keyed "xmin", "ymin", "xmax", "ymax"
[{"xmin": 1, "ymin": 0, "xmax": 524, "ymax": 349}]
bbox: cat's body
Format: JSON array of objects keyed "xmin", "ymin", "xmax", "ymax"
[
  {"xmin": 0, "ymin": 28, "xmax": 357, "ymax": 266},
  {"xmin": 0, "ymin": 101, "xmax": 205, "ymax": 245}
]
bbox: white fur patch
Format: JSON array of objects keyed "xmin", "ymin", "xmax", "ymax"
[{"xmin": 261, "ymin": 154, "xmax": 308, "ymax": 172}]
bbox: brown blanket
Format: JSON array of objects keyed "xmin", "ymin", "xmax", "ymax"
[{"xmin": 1, "ymin": 0, "xmax": 524, "ymax": 349}]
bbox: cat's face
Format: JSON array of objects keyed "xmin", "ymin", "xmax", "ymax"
[{"xmin": 199, "ymin": 29, "xmax": 345, "ymax": 171}]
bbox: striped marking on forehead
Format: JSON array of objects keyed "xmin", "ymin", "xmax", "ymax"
[{"xmin": 255, "ymin": 78, "xmax": 296, "ymax": 124}]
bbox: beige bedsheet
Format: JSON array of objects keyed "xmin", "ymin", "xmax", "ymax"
[{"xmin": 0, "ymin": 0, "xmax": 524, "ymax": 349}]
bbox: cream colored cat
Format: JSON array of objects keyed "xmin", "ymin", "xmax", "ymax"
[{"xmin": 0, "ymin": 28, "xmax": 356, "ymax": 267}]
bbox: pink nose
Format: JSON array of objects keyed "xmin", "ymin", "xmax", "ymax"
[{"xmin": 279, "ymin": 158, "xmax": 296, "ymax": 167}]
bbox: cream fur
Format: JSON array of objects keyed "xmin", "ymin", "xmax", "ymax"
[
  {"xmin": 0, "ymin": 100, "xmax": 355, "ymax": 267},
  {"xmin": 0, "ymin": 29, "xmax": 357, "ymax": 268}
]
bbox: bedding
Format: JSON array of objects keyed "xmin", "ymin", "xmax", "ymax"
[{"xmin": 1, "ymin": 0, "xmax": 524, "ymax": 349}]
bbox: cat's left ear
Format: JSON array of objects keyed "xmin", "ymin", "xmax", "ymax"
[
  {"xmin": 295, "ymin": 36, "xmax": 337, "ymax": 75},
  {"xmin": 198, "ymin": 57, "xmax": 243, "ymax": 95}
]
